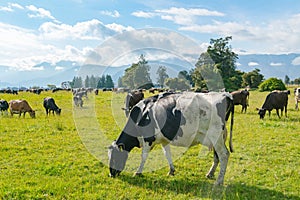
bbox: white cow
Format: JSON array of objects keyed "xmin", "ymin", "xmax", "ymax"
[
  {"xmin": 108, "ymin": 92, "xmax": 234, "ymax": 185},
  {"xmin": 294, "ymin": 88, "xmax": 300, "ymax": 110}
]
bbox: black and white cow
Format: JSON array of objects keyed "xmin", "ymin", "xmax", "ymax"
[
  {"xmin": 43, "ymin": 97, "xmax": 61, "ymax": 116},
  {"xmin": 0, "ymin": 99, "xmax": 9, "ymax": 115},
  {"xmin": 108, "ymin": 92, "xmax": 234, "ymax": 185}
]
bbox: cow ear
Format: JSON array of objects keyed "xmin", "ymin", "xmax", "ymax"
[{"xmin": 118, "ymin": 143, "xmax": 125, "ymax": 151}]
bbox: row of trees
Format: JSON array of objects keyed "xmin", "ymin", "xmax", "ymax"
[{"xmin": 69, "ymin": 74, "xmax": 114, "ymax": 89}]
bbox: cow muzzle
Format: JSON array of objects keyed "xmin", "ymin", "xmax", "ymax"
[{"xmin": 109, "ymin": 167, "xmax": 121, "ymax": 177}]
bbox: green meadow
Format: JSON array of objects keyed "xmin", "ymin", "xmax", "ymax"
[{"xmin": 0, "ymin": 89, "xmax": 299, "ymax": 199}]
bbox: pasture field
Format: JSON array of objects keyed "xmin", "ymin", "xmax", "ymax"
[{"xmin": 0, "ymin": 89, "xmax": 299, "ymax": 199}]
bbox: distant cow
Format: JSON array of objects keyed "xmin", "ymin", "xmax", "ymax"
[
  {"xmin": 43, "ymin": 97, "xmax": 61, "ymax": 116},
  {"xmin": 294, "ymin": 88, "xmax": 300, "ymax": 110},
  {"xmin": 9, "ymin": 100, "xmax": 35, "ymax": 118},
  {"xmin": 73, "ymin": 95, "xmax": 83, "ymax": 107},
  {"xmin": 0, "ymin": 100, "xmax": 9, "ymax": 115},
  {"xmin": 231, "ymin": 89, "xmax": 250, "ymax": 113},
  {"xmin": 123, "ymin": 90, "xmax": 144, "ymax": 117},
  {"xmin": 108, "ymin": 92, "xmax": 234, "ymax": 185},
  {"xmin": 257, "ymin": 91, "xmax": 288, "ymax": 119}
]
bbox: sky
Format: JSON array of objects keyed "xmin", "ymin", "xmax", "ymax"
[{"xmin": 1, "ymin": 0, "xmax": 300, "ymax": 72}]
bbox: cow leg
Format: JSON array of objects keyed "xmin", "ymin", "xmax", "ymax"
[
  {"xmin": 162, "ymin": 144, "xmax": 175, "ymax": 176},
  {"xmin": 276, "ymin": 109, "xmax": 281, "ymax": 118},
  {"xmin": 206, "ymin": 149, "xmax": 219, "ymax": 179},
  {"xmin": 134, "ymin": 142, "xmax": 152, "ymax": 176},
  {"xmin": 213, "ymin": 143, "xmax": 229, "ymax": 185}
]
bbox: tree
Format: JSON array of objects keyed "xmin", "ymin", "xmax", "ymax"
[
  {"xmin": 84, "ymin": 75, "xmax": 90, "ymax": 88},
  {"xmin": 97, "ymin": 75, "xmax": 105, "ymax": 88},
  {"xmin": 258, "ymin": 77, "xmax": 287, "ymax": 92},
  {"xmin": 105, "ymin": 74, "xmax": 114, "ymax": 88},
  {"xmin": 242, "ymin": 68, "xmax": 264, "ymax": 89},
  {"xmin": 71, "ymin": 76, "xmax": 83, "ymax": 88},
  {"xmin": 165, "ymin": 77, "xmax": 190, "ymax": 91},
  {"xmin": 178, "ymin": 70, "xmax": 193, "ymax": 86},
  {"xmin": 193, "ymin": 36, "xmax": 241, "ymax": 91},
  {"xmin": 156, "ymin": 66, "xmax": 169, "ymax": 87},
  {"xmin": 121, "ymin": 54, "xmax": 152, "ymax": 89},
  {"xmin": 284, "ymin": 75, "xmax": 290, "ymax": 85}
]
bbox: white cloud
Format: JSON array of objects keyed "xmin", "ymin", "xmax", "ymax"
[
  {"xmin": 132, "ymin": 7, "xmax": 224, "ymax": 25},
  {"xmin": 100, "ymin": 10, "xmax": 120, "ymax": 18},
  {"xmin": 39, "ymin": 19, "xmax": 114, "ymax": 40},
  {"xmin": 0, "ymin": 3, "xmax": 23, "ymax": 12},
  {"xmin": 270, "ymin": 62, "xmax": 283, "ymax": 66},
  {"xmin": 248, "ymin": 62, "xmax": 259, "ymax": 66},
  {"xmin": 131, "ymin": 11, "xmax": 157, "ymax": 18},
  {"xmin": 26, "ymin": 5, "xmax": 57, "ymax": 21},
  {"xmin": 105, "ymin": 23, "xmax": 134, "ymax": 33},
  {"xmin": 292, "ymin": 57, "xmax": 300, "ymax": 65}
]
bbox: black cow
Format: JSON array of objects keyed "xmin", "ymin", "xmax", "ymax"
[
  {"xmin": 123, "ymin": 90, "xmax": 144, "ymax": 117},
  {"xmin": 0, "ymin": 99, "xmax": 9, "ymax": 114},
  {"xmin": 43, "ymin": 97, "xmax": 61, "ymax": 116},
  {"xmin": 257, "ymin": 91, "xmax": 288, "ymax": 119},
  {"xmin": 231, "ymin": 89, "xmax": 250, "ymax": 113}
]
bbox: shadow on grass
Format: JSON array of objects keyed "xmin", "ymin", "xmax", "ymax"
[{"xmin": 119, "ymin": 174, "xmax": 300, "ymax": 200}]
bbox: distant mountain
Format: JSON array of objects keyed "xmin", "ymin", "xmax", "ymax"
[{"xmin": 0, "ymin": 53, "xmax": 299, "ymax": 88}]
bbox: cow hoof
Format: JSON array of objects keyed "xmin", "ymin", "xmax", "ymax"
[
  {"xmin": 206, "ymin": 173, "xmax": 215, "ymax": 179},
  {"xmin": 168, "ymin": 168, "xmax": 175, "ymax": 176},
  {"xmin": 134, "ymin": 172, "xmax": 143, "ymax": 177}
]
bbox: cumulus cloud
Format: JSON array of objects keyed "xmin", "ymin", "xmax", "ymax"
[
  {"xmin": 100, "ymin": 10, "xmax": 120, "ymax": 18},
  {"xmin": 105, "ymin": 23, "xmax": 134, "ymax": 33},
  {"xmin": 38, "ymin": 19, "xmax": 115, "ymax": 40}
]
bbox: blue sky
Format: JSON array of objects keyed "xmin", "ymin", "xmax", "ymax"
[{"xmin": 1, "ymin": 0, "xmax": 300, "ymax": 71}]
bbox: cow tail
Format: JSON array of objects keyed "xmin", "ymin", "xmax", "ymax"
[
  {"xmin": 225, "ymin": 94, "xmax": 234, "ymax": 153},
  {"xmin": 229, "ymin": 101, "xmax": 234, "ymax": 153}
]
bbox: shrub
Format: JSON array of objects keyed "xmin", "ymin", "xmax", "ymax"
[{"xmin": 258, "ymin": 77, "xmax": 286, "ymax": 91}]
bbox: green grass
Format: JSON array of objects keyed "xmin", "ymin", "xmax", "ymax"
[{"xmin": 0, "ymin": 89, "xmax": 299, "ymax": 199}]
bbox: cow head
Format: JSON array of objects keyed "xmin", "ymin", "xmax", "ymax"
[
  {"xmin": 108, "ymin": 141, "xmax": 129, "ymax": 177},
  {"xmin": 29, "ymin": 110, "xmax": 36, "ymax": 118},
  {"xmin": 257, "ymin": 108, "xmax": 266, "ymax": 119},
  {"xmin": 55, "ymin": 108, "xmax": 62, "ymax": 115}
]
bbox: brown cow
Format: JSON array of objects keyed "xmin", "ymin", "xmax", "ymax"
[
  {"xmin": 231, "ymin": 89, "xmax": 250, "ymax": 113},
  {"xmin": 9, "ymin": 99, "xmax": 35, "ymax": 118}
]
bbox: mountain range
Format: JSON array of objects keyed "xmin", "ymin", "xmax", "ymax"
[{"xmin": 0, "ymin": 53, "xmax": 299, "ymax": 88}]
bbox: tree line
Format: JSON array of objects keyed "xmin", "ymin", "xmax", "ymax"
[{"xmin": 69, "ymin": 74, "xmax": 114, "ymax": 89}]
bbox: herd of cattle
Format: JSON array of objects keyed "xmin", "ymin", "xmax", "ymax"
[
  {"xmin": 1, "ymin": 87, "xmax": 300, "ymax": 185},
  {"xmin": 0, "ymin": 86, "xmax": 299, "ymax": 119}
]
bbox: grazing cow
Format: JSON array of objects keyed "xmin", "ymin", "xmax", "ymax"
[
  {"xmin": 108, "ymin": 92, "xmax": 234, "ymax": 185},
  {"xmin": 9, "ymin": 99, "xmax": 35, "ymax": 118},
  {"xmin": 123, "ymin": 90, "xmax": 144, "ymax": 117},
  {"xmin": 43, "ymin": 97, "xmax": 61, "ymax": 116},
  {"xmin": 73, "ymin": 95, "xmax": 83, "ymax": 107},
  {"xmin": 0, "ymin": 99, "xmax": 9, "ymax": 115},
  {"xmin": 257, "ymin": 91, "xmax": 288, "ymax": 119},
  {"xmin": 294, "ymin": 88, "xmax": 300, "ymax": 110},
  {"xmin": 231, "ymin": 89, "xmax": 250, "ymax": 113}
]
